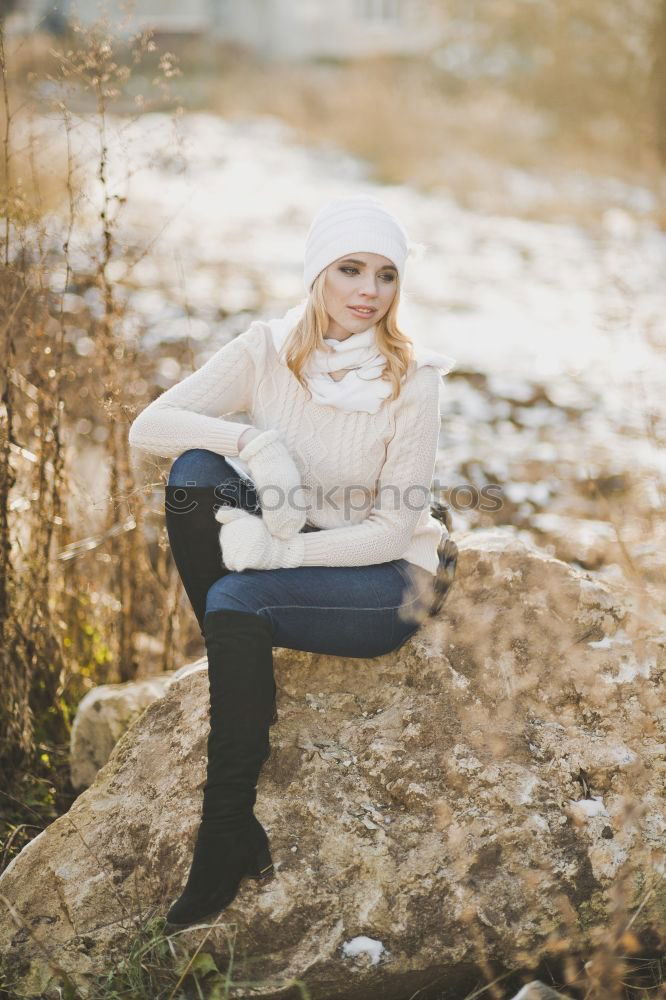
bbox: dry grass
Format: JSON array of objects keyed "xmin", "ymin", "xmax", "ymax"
[{"xmin": 0, "ymin": 18, "xmax": 193, "ymax": 863}]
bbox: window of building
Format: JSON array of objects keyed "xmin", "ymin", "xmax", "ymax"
[{"xmin": 357, "ymin": 0, "xmax": 403, "ymax": 23}]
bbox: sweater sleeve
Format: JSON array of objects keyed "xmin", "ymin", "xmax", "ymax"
[
  {"xmin": 128, "ymin": 323, "xmax": 265, "ymax": 459},
  {"xmin": 294, "ymin": 365, "xmax": 443, "ymax": 567}
]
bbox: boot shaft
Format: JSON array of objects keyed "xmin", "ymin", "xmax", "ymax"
[{"xmin": 201, "ymin": 609, "xmax": 275, "ymax": 824}]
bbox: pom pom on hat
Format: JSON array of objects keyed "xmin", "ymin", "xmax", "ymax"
[{"xmin": 303, "ymin": 194, "xmax": 411, "ymax": 293}]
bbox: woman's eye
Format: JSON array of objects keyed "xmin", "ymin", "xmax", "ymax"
[{"xmin": 340, "ymin": 266, "xmax": 395, "ymax": 283}]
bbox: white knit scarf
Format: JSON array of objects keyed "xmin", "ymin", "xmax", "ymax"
[{"xmin": 267, "ymin": 298, "xmax": 455, "ymax": 414}]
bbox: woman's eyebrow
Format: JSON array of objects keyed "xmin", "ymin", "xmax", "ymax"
[{"xmin": 339, "ymin": 257, "xmax": 398, "ymax": 272}]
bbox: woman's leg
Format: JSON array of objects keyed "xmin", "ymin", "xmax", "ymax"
[
  {"xmin": 166, "ymin": 607, "xmax": 276, "ymax": 927},
  {"xmin": 165, "ymin": 449, "xmax": 260, "ymax": 634},
  {"xmin": 205, "ymin": 558, "xmax": 437, "ymax": 659},
  {"xmin": 165, "ymin": 452, "xmax": 435, "ymax": 926},
  {"xmin": 165, "ymin": 447, "xmax": 280, "ymax": 723},
  {"xmin": 174, "ymin": 561, "xmax": 433, "ymax": 926}
]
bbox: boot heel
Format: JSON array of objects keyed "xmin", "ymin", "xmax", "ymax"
[
  {"xmin": 246, "ymin": 817, "xmax": 274, "ymax": 881},
  {"xmin": 246, "ymin": 843, "xmax": 274, "ymax": 882}
]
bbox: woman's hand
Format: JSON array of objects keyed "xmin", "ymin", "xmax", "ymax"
[
  {"xmin": 215, "ymin": 506, "xmax": 304, "ymax": 571},
  {"xmin": 237, "ymin": 428, "xmax": 308, "ymax": 540}
]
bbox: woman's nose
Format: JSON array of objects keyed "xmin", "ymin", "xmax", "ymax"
[{"xmin": 359, "ymin": 276, "xmax": 379, "ymax": 296}]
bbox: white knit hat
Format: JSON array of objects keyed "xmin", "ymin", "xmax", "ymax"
[{"xmin": 303, "ymin": 194, "xmax": 410, "ymax": 293}]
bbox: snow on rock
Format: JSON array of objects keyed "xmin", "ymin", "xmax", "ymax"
[
  {"xmin": 568, "ymin": 797, "xmax": 609, "ymax": 821},
  {"xmin": 509, "ymin": 982, "xmax": 568, "ymax": 999},
  {"xmin": 341, "ymin": 935, "xmax": 387, "ymax": 966},
  {"xmin": 586, "ymin": 629, "xmax": 658, "ymax": 684},
  {"xmin": 588, "ymin": 629, "xmax": 633, "ymax": 649}
]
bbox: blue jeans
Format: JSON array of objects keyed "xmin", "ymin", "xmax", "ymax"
[{"xmin": 165, "ymin": 449, "xmax": 436, "ymax": 658}]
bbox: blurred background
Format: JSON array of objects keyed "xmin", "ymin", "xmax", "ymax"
[
  {"xmin": 5, "ymin": 0, "xmax": 666, "ymax": 217},
  {"xmin": 0, "ymin": 0, "xmax": 664, "ymax": 910}
]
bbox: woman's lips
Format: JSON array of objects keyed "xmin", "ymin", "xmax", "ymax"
[{"xmin": 348, "ymin": 306, "xmax": 376, "ymax": 317}]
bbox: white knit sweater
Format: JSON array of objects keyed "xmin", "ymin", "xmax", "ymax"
[{"xmin": 128, "ymin": 320, "xmax": 448, "ymax": 575}]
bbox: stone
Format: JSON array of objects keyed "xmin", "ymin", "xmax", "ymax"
[
  {"xmin": 0, "ymin": 529, "xmax": 663, "ymax": 1000},
  {"xmin": 69, "ymin": 657, "xmax": 207, "ymax": 789}
]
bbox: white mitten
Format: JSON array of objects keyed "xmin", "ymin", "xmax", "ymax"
[
  {"xmin": 238, "ymin": 428, "xmax": 308, "ymax": 540},
  {"xmin": 215, "ymin": 506, "xmax": 305, "ymax": 571}
]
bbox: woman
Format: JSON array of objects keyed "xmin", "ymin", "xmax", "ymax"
[{"xmin": 128, "ymin": 194, "xmax": 456, "ymax": 927}]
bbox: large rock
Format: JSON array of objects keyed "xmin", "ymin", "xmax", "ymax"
[
  {"xmin": 69, "ymin": 658, "xmax": 207, "ymax": 790},
  {"xmin": 1, "ymin": 529, "xmax": 664, "ymax": 1000},
  {"xmin": 69, "ymin": 675, "xmax": 173, "ymax": 791}
]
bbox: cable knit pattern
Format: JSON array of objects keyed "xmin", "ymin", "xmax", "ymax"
[{"xmin": 128, "ymin": 321, "xmax": 447, "ymax": 574}]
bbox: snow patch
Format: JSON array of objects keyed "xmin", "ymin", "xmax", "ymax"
[
  {"xmin": 587, "ymin": 629, "xmax": 656, "ymax": 683},
  {"xmin": 588, "ymin": 629, "xmax": 633, "ymax": 649},
  {"xmin": 341, "ymin": 935, "xmax": 386, "ymax": 966},
  {"xmin": 569, "ymin": 796, "xmax": 609, "ymax": 820}
]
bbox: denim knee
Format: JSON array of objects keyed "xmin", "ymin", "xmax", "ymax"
[
  {"xmin": 206, "ymin": 575, "xmax": 270, "ymax": 620},
  {"xmin": 168, "ymin": 449, "xmax": 233, "ymax": 488}
]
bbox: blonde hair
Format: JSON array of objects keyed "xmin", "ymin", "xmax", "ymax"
[{"xmin": 281, "ymin": 267, "xmax": 416, "ymax": 404}]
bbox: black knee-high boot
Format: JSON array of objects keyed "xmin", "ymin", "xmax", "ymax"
[
  {"xmin": 165, "ymin": 609, "xmax": 276, "ymax": 927},
  {"xmin": 164, "ymin": 484, "xmax": 278, "ymax": 726}
]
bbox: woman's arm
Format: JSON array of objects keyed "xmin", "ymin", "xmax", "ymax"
[{"xmin": 128, "ymin": 323, "xmax": 265, "ymax": 459}]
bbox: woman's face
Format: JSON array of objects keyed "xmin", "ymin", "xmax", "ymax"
[{"xmin": 321, "ymin": 251, "xmax": 398, "ymax": 341}]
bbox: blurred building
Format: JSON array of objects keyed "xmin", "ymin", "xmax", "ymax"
[
  {"xmin": 213, "ymin": 0, "xmax": 443, "ymax": 60},
  {"xmin": 8, "ymin": 0, "xmax": 444, "ymax": 59}
]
